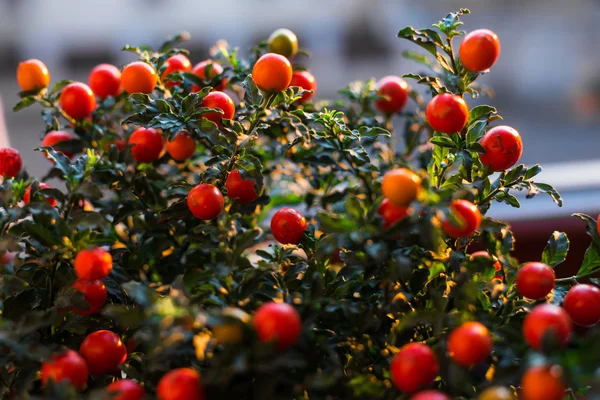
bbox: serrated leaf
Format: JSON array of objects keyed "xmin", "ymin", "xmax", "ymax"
[{"xmin": 243, "ymin": 75, "xmax": 262, "ymax": 107}]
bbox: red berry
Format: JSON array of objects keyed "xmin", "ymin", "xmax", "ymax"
[
  {"xmin": 270, "ymin": 208, "xmax": 308, "ymax": 245},
  {"xmin": 0, "ymin": 148, "xmax": 22, "ymax": 178},
  {"xmin": 521, "ymin": 365, "xmax": 566, "ymax": 400},
  {"xmin": 105, "ymin": 379, "xmax": 145, "ymax": 400},
  {"xmin": 374, "ymin": 76, "xmax": 409, "ymax": 114},
  {"xmin": 441, "ymin": 200, "xmax": 481, "ymax": 238},
  {"xmin": 390, "ymin": 343, "xmax": 438, "ymax": 394},
  {"xmin": 166, "ymin": 132, "xmax": 195, "ymax": 161},
  {"xmin": 410, "ymin": 391, "xmax": 451, "ymax": 400},
  {"xmin": 459, "ymin": 29, "xmax": 501, "ymax": 73},
  {"xmin": 60, "ymin": 82, "xmax": 97, "ymax": 120},
  {"xmin": 225, "ymin": 170, "xmax": 258, "ymax": 204},
  {"xmin": 23, "ymin": 182, "xmax": 56, "ymax": 207},
  {"xmin": 378, "ymin": 198, "xmax": 410, "ymax": 229},
  {"xmin": 523, "ymin": 303, "xmax": 572, "ymax": 350},
  {"xmin": 157, "ymin": 368, "xmax": 204, "ymax": 400},
  {"xmin": 121, "ymin": 61, "xmax": 157, "ymax": 94},
  {"xmin": 74, "ymin": 247, "xmax": 113, "ymax": 280},
  {"xmin": 128, "ymin": 128, "xmax": 164, "ymax": 163},
  {"xmin": 88, "ymin": 64, "xmax": 121, "ymax": 99},
  {"xmin": 201, "ymin": 91, "xmax": 235, "ymax": 125},
  {"xmin": 162, "ymin": 54, "xmax": 192, "ymax": 87},
  {"xmin": 79, "ymin": 330, "xmax": 127, "ymax": 376},
  {"xmin": 516, "ymin": 262, "xmax": 555, "ymax": 300},
  {"xmin": 191, "ymin": 60, "xmax": 226, "ymax": 91},
  {"xmin": 426, "ymin": 93, "xmax": 469, "ymax": 134},
  {"xmin": 253, "ymin": 302, "xmax": 301, "ymax": 350},
  {"xmin": 563, "ymin": 284, "xmax": 600, "ymax": 326},
  {"xmin": 289, "ymin": 70, "xmax": 317, "ymax": 103},
  {"xmin": 479, "ymin": 126, "xmax": 523, "ymax": 171},
  {"xmin": 71, "ymin": 279, "xmax": 107, "ymax": 316},
  {"xmin": 187, "ymin": 183, "xmax": 224, "ymax": 221},
  {"xmin": 252, "ymin": 53, "xmax": 293, "ymax": 93},
  {"xmin": 41, "ymin": 349, "xmax": 88, "ymax": 391},
  {"xmin": 447, "ymin": 321, "xmax": 492, "ymax": 367},
  {"xmin": 41, "ymin": 131, "xmax": 75, "ymax": 158}
]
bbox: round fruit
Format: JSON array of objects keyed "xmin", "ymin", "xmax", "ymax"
[
  {"xmin": 162, "ymin": 54, "xmax": 192, "ymax": 87},
  {"xmin": 374, "ymin": 76, "xmax": 410, "ymax": 114},
  {"xmin": 157, "ymin": 368, "xmax": 204, "ymax": 400},
  {"xmin": 201, "ymin": 91, "xmax": 235, "ymax": 125},
  {"xmin": 447, "ymin": 321, "xmax": 492, "ymax": 367},
  {"xmin": 459, "ymin": 29, "xmax": 501, "ymax": 72},
  {"xmin": 381, "ymin": 168, "xmax": 421, "ymax": 207},
  {"xmin": 563, "ymin": 284, "xmax": 600, "ymax": 326},
  {"xmin": 71, "ymin": 279, "xmax": 107, "ymax": 316},
  {"xmin": 426, "ymin": 93, "xmax": 469, "ymax": 134},
  {"xmin": 121, "ymin": 61, "xmax": 158, "ymax": 94},
  {"xmin": 479, "ymin": 126, "xmax": 523, "ymax": 171},
  {"xmin": 523, "ymin": 303, "xmax": 572, "ymax": 350},
  {"xmin": 270, "ymin": 208, "xmax": 308, "ymax": 245},
  {"xmin": 41, "ymin": 131, "xmax": 75, "ymax": 158},
  {"xmin": 253, "ymin": 302, "xmax": 301, "ymax": 350},
  {"xmin": 410, "ymin": 391, "xmax": 451, "ymax": 400},
  {"xmin": 17, "ymin": 59, "xmax": 50, "ymax": 92},
  {"xmin": 0, "ymin": 148, "xmax": 23, "ymax": 178},
  {"xmin": 252, "ymin": 53, "xmax": 293, "ymax": 93},
  {"xmin": 470, "ymin": 251, "xmax": 502, "ymax": 271},
  {"xmin": 187, "ymin": 183, "xmax": 224, "ymax": 221},
  {"xmin": 191, "ymin": 60, "xmax": 226, "ymax": 91},
  {"xmin": 88, "ymin": 64, "xmax": 121, "ymax": 99},
  {"xmin": 225, "ymin": 170, "xmax": 258, "ymax": 204},
  {"xmin": 24, "ymin": 182, "xmax": 57, "ymax": 207},
  {"xmin": 41, "ymin": 349, "xmax": 88, "ymax": 391},
  {"xmin": 378, "ymin": 198, "xmax": 410, "ymax": 229},
  {"xmin": 390, "ymin": 343, "xmax": 438, "ymax": 394},
  {"xmin": 79, "ymin": 330, "xmax": 127, "ymax": 376},
  {"xmin": 166, "ymin": 132, "xmax": 195, "ymax": 161},
  {"xmin": 442, "ymin": 200, "xmax": 481, "ymax": 238},
  {"xmin": 105, "ymin": 379, "xmax": 145, "ymax": 400},
  {"xmin": 289, "ymin": 70, "xmax": 317, "ymax": 103},
  {"xmin": 267, "ymin": 28, "xmax": 298, "ymax": 59},
  {"xmin": 74, "ymin": 247, "xmax": 113, "ymax": 280},
  {"xmin": 60, "ymin": 82, "xmax": 97, "ymax": 120},
  {"xmin": 521, "ymin": 365, "xmax": 565, "ymax": 400},
  {"xmin": 516, "ymin": 262, "xmax": 555, "ymax": 300},
  {"xmin": 478, "ymin": 386, "xmax": 515, "ymax": 400},
  {"xmin": 128, "ymin": 128, "xmax": 164, "ymax": 163}
]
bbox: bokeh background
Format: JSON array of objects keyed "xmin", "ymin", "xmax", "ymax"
[{"xmin": 0, "ymin": 0, "xmax": 599, "ymax": 272}]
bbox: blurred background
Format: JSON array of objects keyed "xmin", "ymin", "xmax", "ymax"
[{"xmin": 0, "ymin": 0, "xmax": 599, "ymax": 273}]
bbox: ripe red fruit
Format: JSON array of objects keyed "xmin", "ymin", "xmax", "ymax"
[
  {"xmin": 74, "ymin": 247, "xmax": 113, "ymax": 280},
  {"xmin": 390, "ymin": 343, "xmax": 438, "ymax": 394},
  {"xmin": 41, "ymin": 349, "xmax": 88, "ymax": 391},
  {"xmin": 23, "ymin": 182, "xmax": 56, "ymax": 207},
  {"xmin": 128, "ymin": 128, "xmax": 164, "ymax": 163},
  {"xmin": 523, "ymin": 303, "xmax": 572, "ymax": 350},
  {"xmin": 441, "ymin": 200, "xmax": 481, "ymax": 238},
  {"xmin": 447, "ymin": 321, "xmax": 492, "ymax": 367},
  {"xmin": 374, "ymin": 76, "xmax": 409, "ymax": 114},
  {"xmin": 201, "ymin": 91, "xmax": 235, "ymax": 125},
  {"xmin": 271, "ymin": 208, "xmax": 308, "ymax": 245},
  {"xmin": 157, "ymin": 368, "xmax": 204, "ymax": 400},
  {"xmin": 88, "ymin": 64, "xmax": 121, "ymax": 99},
  {"xmin": 79, "ymin": 330, "xmax": 127, "ymax": 376},
  {"xmin": 378, "ymin": 198, "xmax": 409, "ymax": 228},
  {"xmin": 41, "ymin": 131, "xmax": 75, "ymax": 158},
  {"xmin": 105, "ymin": 379, "xmax": 145, "ymax": 400},
  {"xmin": 252, "ymin": 53, "xmax": 293, "ymax": 92},
  {"xmin": 459, "ymin": 29, "xmax": 501, "ymax": 72},
  {"xmin": 187, "ymin": 183, "xmax": 224, "ymax": 221},
  {"xmin": 121, "ymin": 61, "xmax": 157, "ymax": 94},
  {"xmin": 410, "ymin": 391, "xmax": 451, "ymax": 400},
  {"xmin": 71, "ymin": 279, "xmax": 107, "ymax": 316},
  {"xmin": 60, "ymin": 82, "xmax": 97, "ymax": 120},
  {"xmin": 426, "ymin": 93, "xmax": 469, "ymax": 134},
  {"xmin": 521, "ymin": 365, "xmax": 565, "ymax": 400},
  {"xmin": 166, "ymin": 132, "xmax": 195, "ymax": 161},
  {"xmin": 0, "ymin": 148, "xmax": 23, "ymax": 178},
  {"xmin": 253, "ymin": 302, "xmax": 301, "ymax": 350},
  {"xmin": 162, "ymin": 54, "xmax": 192, "ymax": 87},
  {"xmin": 225, "ymin": 170, "xmax": 258, "ymax": 204},
  {"xmin": 191, "ymin": 60, "xmax": 226, "ymax": 91},
  {"xmin": 516, "ymin": 262, "xmax": 555, "ymax": 300},
  {"xmin": 563, "ymin": 284, "xmax": 600, "ymax": 326},
  {"xmin": 470, "ymin": 251, "xmax": 502, "ymax": 271},
  {"xmin": 381, "ymin": 168, "xmax": 422, "ymax": 207},
  {"xmin": 479, "ymin": 126, "xmax": 523, "ymax": 171},
  {"xmin": 289, "ymin": 70, "xmax": 317, "ymax": 103}
]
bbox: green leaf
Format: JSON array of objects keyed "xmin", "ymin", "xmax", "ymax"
[
  {"xmin": 358, "ymin": 126, "xmax": 391, "ymax": 138},
  {"xmin": 430, "ymin": 136, "xmax": 458, "ymax": 149},
  {"xmin": 397, "ymin": 27, "xmax": 439, "ymax": 57},
  {"xmin": 159, "ymin": 32, "xmax": 191, "ymax": 52},
  {"xmin": 578, "ymin": 244, "xmax": 600, "ymax": 276},
  {"xmin": 468, "ymin": 105, "xmax": 498, "ymax": 123},
  {"xmin": 13, "ymin": 97, "xmax": 37, "ymax": 112},
  {"xmin": 533, "ymin": 182, "xmax": 563, "ymax": 207},
  {"xmin": 466, "ymin": 120, "xmax": 487, "ymax": 144},
  {"xmin": 495, "ymin": 191, "xmax": 520, "ymax": 208},
  {"xmin": 524, "ymin": 165, "xmax": 543, "ymax": 180},
  {"xmin": 243, "ymin": 75, "xmax": 263, "ymax": 107},
  {"xmin": 541, "ymin": 231, "xmax": 569, "ymax": 268}
]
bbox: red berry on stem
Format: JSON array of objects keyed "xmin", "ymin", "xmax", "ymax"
[
  {"xmin": 426, "ymin": 93, "xmax": 469, "ymax": 134},
  {"xmin": 479, "ymin": 126, "xmax": 523, "ymax": 171},
  {"xmin": 523, "ymin": 303, "xmax": 572, "ymax": 350},
  {"xmin": 253, "ymin": 302, "xmax": 301, "ymax": 350},
  {"xmin": 187, "ymin": 183, "xmax": 224, "ymax": 221},
  {"xmin": 162, "ymin": 54, "xmax": 192, "ymax": 87},
  {"xmin": 374, "ymin": 75, "xmax": 409, "ymax": 114},
  {"xmin": 201, "ymin": 91, "xmax": 235, "ymax": 125},
  {"xmin": 447, "ymin": 321, "xmax": 492, "ymax": 367},
  {"xmin": 271, "ymin": 208, "xmax": 308, "ymax": 245},
  {"xmin": 289, "ymin": 70, "xmax": 317, "ymax": 103},
  {"xmin": 157, "ymin": 368, "xmax": 204, "ymax": 400},
  {"xmin": 88, "ymin": 64, "xmax": 121, "ymax": 99},
  {"xmin": 563, "ymin": 284, "xmax": 600, "ymax": 326},
  {"xmin": 459, "ymin": 29, "xmax": 501, "ymax": 72},
  {"xmin": 79, "ymin": 330, "xmax": 127, "ymax": 376},
  {"xmin": 516, "ymin": 262, "xmax": 555, "ymax": 300},
  {"xmin": 441, "ymin": 200, "xmax": 481, "ymax": 238},
  {"xmin": 60, "ymin": 82, "xmax": 97, "ymax": 120},
  {"xmin": 390, "ymin": 343, "xmax": 438, "ymax": 394},
  {"xmin": 41, "ymin": 131, "xmax": 75, "ymax": 158},
  {"xmin": 71, "ymin": 279, "xmax": 107, "ymax": 316},
  {"xmin": 128, "ymin": 128, "xmax": 164, "ymax": 163},
  {"xmin": 192, "ymin": 60, "xmax": 226, "ymax": 91},
  {"xmin": 105, "ymin": 379, "xmax": 145, "ymax": 400},
  {"xmin": 225, "ymin": 170, "xmax": 258, "ymax": 204},
  {"xmin": 378, "ymin": 198, "xmax": 409, "ymax": 229},
  {"xmin": 166, "ymin": 132, "xmax": 195, "ymax": 161},
  {"xmin": 0, "ymin": 148, "xmax": 23, "ymax": 178},
  {"xmin": 74, "ymin": 247, "xmax": 113, "ymax": 280},
  {"xmin": 41, "ymin": 349, "xmax": 88, "ymax": 391}
]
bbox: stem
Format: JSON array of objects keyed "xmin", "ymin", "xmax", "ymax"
[
  {"xmin": 556, "ymin": 267, "xmax": 600, "ymax": 283},
  {"xmin": 446, "ymin": 37, "xmax": 459, "ymax": 76},
  {"xmin": 478, "ymin": 178, "xmax": 523, "ymax": 205}
]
